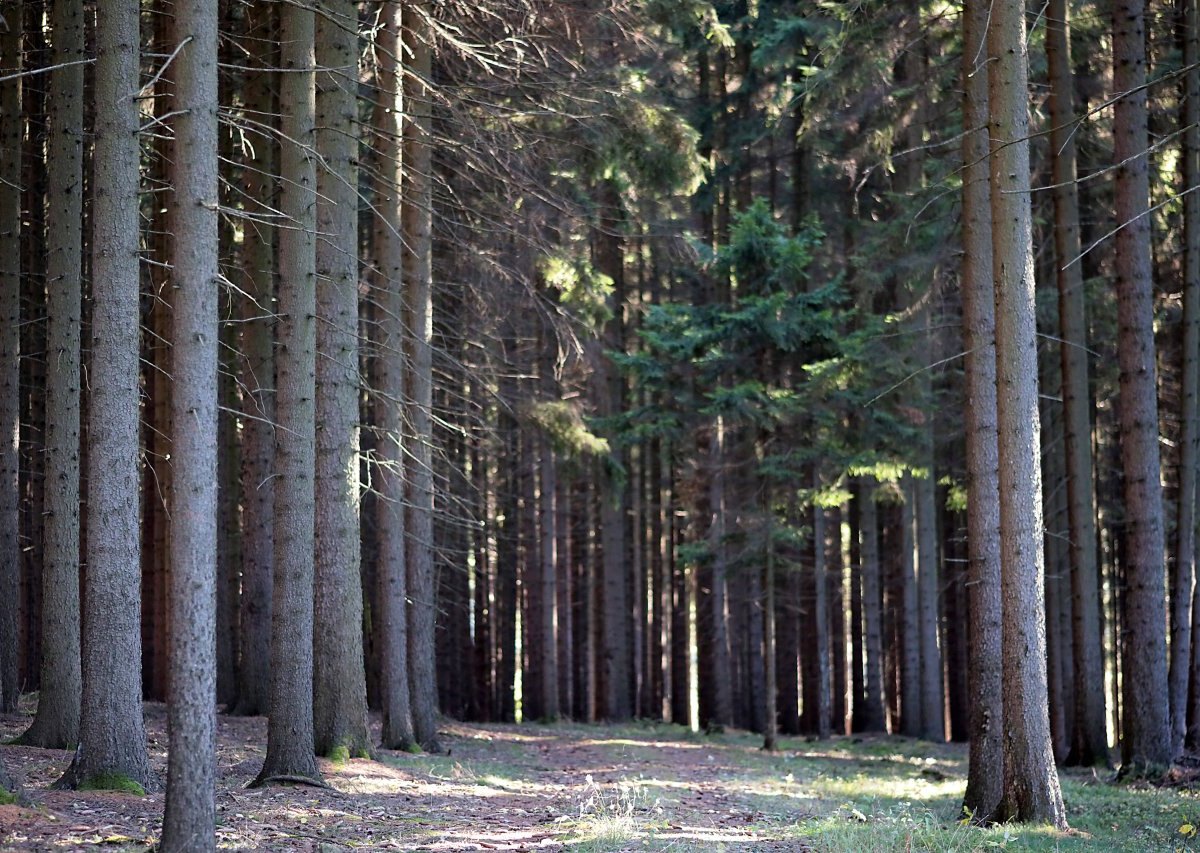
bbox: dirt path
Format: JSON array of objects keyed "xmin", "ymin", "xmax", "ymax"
[{"xmin": 0, "ymin": 704, "xmax": 817, "ymax": 851}]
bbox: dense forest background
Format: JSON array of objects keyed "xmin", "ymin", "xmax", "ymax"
[{"xmin": 1, "ymin": 0, "xmax": 1198, "ymax": 846}]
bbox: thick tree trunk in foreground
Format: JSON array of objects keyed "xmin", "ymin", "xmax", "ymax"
[
  {"xmin": 374, "ymin": 3, "xmax": 414, "ymax": 751},
  {"xmin": 161, "ymin": 2, "xmax": 220, "ymax": 846},
  {"xmin": 1112, "ymin": 0, "xmax": 1172, "ymax": 775},
  {"xmin": 254, "ymin": 0, "xmax": 323, "ymax": 787},
  {"xmin": 313, "ymin": 0, "xmax": 371, "ymax": 760},
  {"xmin": 0, "ymin": 1, "xmax": 19, "ymax": 714},
  {"xmin": 987, "ymin": 0, "xmax": 1067, "ymax": 826},
  {"xmin": 960, "ymin": 6, "xmax": 1004, "ymax": 820},
  {"xmin": 61, "ymin": 0, "xmax": 151, "ymax": 792},
  {"xmin": 23, "ymin": 0, "xmax": 84, "ymax": 749}
]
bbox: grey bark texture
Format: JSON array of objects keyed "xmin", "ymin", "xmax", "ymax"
[
  {"xmin": 22, "ymin": 0, "xmax": 84, "ymax": 749},
  {"xmin": 959, "ymin": 0, "xmax": 1003, "ymax": 820},
  {"xmin": 161, "ymin": 1, "xmax": 220, "ymax": 846},
  {"xmin": 403, "ymin": 1, "xmax": 442, "ymax": 752},
  {"xmin": 813, "ymin": 494, "xmax": 831, "ymax": 739},
  {"xmin": 916, "ymin": 459, "xmax": 943, "ymax": 742},
  {"xmin": 987, "ymin": 0, "xmax": 1067, "ymax": 826},
  {"xmin": 374, "ymin": 2, "xmax": 415, "ymax": 752},
  {"xmin": 0, "ymin": 1, "xmax": 22, "ymax": 715},
  {"xmin": 1112, "ymin": 0, "xmax": 1172, "ymax": 775},
  {"xmin": 1176, "ymin": 0, "xmax": 1200, "ymax": 761},
  {"xmin": 858, "ymin": 478, "xmax": 886, "ymax": 733},
  {"xmin": 900, "ymin": 475, "xmax": 921, "ymax": 737},
  {"xmin": 254, "ymin": 0, "xmax": 323, "ymax": 787},
  {"xmin": 231, "ymin": 0, "xmax": 276, "ymax": 719},
  {"xmin": 61, "ymin": 0, "xmax": 152, "ymax": 792},
  {"xmin": 1046, "ymin": 0, "xmax": 1109, "ymax": 769},
  {"xmin": 313, "ymin": 0, "xmax": 372, "ymax": 761}
]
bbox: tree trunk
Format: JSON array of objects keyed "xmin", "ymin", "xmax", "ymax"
[
  {"xmin": 402, "ymin": 0, "xmax": 441, "ymax": 751},
  {"xmin": 0, "ymin": 0, "xmax": 22, "ymax": 714},
  {"xmin": 900, "ymin": 475, "xmax": 921, "ymax": 737},
  {"xmin": 61, "ymin": 0, "xmax": 151, "ymax": 791},
  {"xmin": 539, "ymin": 339, "xmax": 559, "ymax": 721},
  {"xmin": 987, "ymin": 0, "xmax": 1067, "ymax": 824},
  {"xmin": 254, "ymin": 0, "xmax": 323, "ymax": 786},
  {"xmin": 1176, "ymin": 0, "xmax": 1200, "ymax": 761},
  {"xmin": 373, "ymin": 2, "xmax": 414, "ymax": 750},
  {"xmin": 312, "ymin": 0, "xmax": 372, "ymax": 761},
  {"xmin": 859, "ymin": 478, "xmax": 887, "ymax": 732},
  {"xmin": 161, "ymin": 1, "xmax": 219, "ymax": 844},
  {"xmin": 230, "ymin": 0, "xmax": 276, "ymax": 718},
  {"xmin": 1112, "ymin": 0, "xmax": 1172, "ymax": 775},
  {"xmin": 813, "ymin": 495, "xmax": 831, "ymax": 739},
  {"xmin": 22, "ymin": 0, "xmax": 84, "ymax": 749},
  {"xmin": 1046, "ymin": 0, "xmax": 1111, "ymax": 768},
  {"xmin": 916, "ymin": 462, "xmax": 943, "ymax": 742}
]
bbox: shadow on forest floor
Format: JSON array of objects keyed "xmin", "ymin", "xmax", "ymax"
[{"xmin": 0, "ymin": 700, "xmax": 1197, "ymax": 851}]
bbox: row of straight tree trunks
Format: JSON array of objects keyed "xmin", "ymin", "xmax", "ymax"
[{"xmin": 6, "ymin": 0, "xmax": 1200, "ymax": 833}]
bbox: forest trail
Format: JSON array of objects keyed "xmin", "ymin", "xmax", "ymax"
[{"xmin": 0, "ymin": 703, "xmax": 827, "ymax": 851}]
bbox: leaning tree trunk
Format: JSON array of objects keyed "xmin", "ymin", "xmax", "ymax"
[
  {"xmin": 1112, "ymin": 0, "xmax": 1172, "ymax": 775},
  {"xmin": 402, "ymin": 0, "xmax": 442, "ymax": 752},
  {"xmin": 60, "ymin": 0, "xmax": 151, "ymax": 792},
  {"xmin": 230, "ymin": 0, "xmax": 276, "ymax": 719},
  {"xmin": 253, "ymin": 0, "xmax": 323, "ymax": 787},
  {"xmin": 1046, "ymin": 0, "xmax": 1110, "ymax": 768},
  {"xmin": 373, "ymin": 2, "xmax": 415, "ymax": 751},
  {"xmin": 0, "ymin": 0, "xmax": 22, "ymax": 714},
  {"xmin": 959, "ymin": 0, "xmax": 1004, "ymax": 819},
  {"xmin": 987, "ymin": 0, "xmax": 1067, "ymax": 826},
  {"xmin": 313, "ymin": 0, "xmax": 372, "ymax": 761},
  {"xmin": 22, "ymin": 0, "xmax": 84, "ymax": 749},
  {"xmin": 161, "ymin": 1, "xmax": 220, "ymax": 846}
]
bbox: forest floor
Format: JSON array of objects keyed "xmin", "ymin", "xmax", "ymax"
[{"xmin": 0, "ymin": 702, "xmax": 1199, "ymax": 851}]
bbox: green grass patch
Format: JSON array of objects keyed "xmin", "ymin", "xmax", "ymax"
[{"xmin": 77, "ymin": 773, "xmax": 145, "ymax": 796}]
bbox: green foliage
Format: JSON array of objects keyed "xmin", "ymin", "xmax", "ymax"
[
  {"xmin": 541, "ymin": 253, "xmax": 613, "ymax": 331},
  {"xmin": 525, "ymin": 400, "xmax": 610, "ymax": 459}
]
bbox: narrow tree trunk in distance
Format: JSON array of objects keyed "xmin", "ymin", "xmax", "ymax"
[
  {"xmin": 161, "ymin": 1, "xmax": 220, "ymax": 844},
  {"xmin": 22, "ymin": 0, "xmax": 84, "ymax": 749},
  {"xmin": 373, "ymin": 3, "xmax": 414, "ymax": 751},
  {"xmin": 231, "ymin": 0, "xmax": 276, "ymax": 718},
  {"xmin": 987, "ymin": 0, "xmax": 1067, "ymax": 824},
  {"xmin": 61, "ymin": 0, "xmax": 151, "ymax": 791},
  {"xmin": 901, "ymin": 476, "xmax": 921, "ymax": 737},
  {"xmin": 917, "ymin": 461, "xmax": 943, "ymax": 741},
  {"xmin": 1047, "ymin": 0, "xmax": 1110, "ymax": 768},
  {"xmin": 859, "ymin": 478, "xmax": 886, "ymax": 732},
  {"xmin": 0, "ymin": 1, "xmax": 22, "ymax": 714},
  {"xmin": 1112, "ymin": 0, "xmax": 1172, "ymax": 775},
  {"xmin": 709, "ymin": 422, "xmax": 732, "ymax": 729},
  {"xmin": 254, "ymin": 0, "xmax": 323, "ymax": 786},
  {"xmin": 763, "ymin": 504, "xmax": 777, "ymax": 751},
  {"xmin": 313, "ymin": 0, "xmax": 372, "ymax": 760},
  {"xmin": 539, "ymin": 332, "xmax": 559, "ymax": 721},
  {"xmin": 813, "ymin": 495, "xmax": 831, "ymax": 739}
]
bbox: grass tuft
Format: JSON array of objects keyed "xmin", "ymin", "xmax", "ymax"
[{"xmin": 77, "ymin": 773, "xmax": 146, "ymax": 796}]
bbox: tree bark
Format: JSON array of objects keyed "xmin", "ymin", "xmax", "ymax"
[
  {"xmin": 373, "ymin": 2, "xmax": 415, "ymax": 751},
  {"xmin": 1112, "ymin": 0, "xmax": 1172, "ymax": 775},
  {"xmin": 1046, "ymin": 0, "xmax": 1110, "ymax": 769},
  {"xmin": 987, "ymin": 0, "xmax": 1067, "ymax": 825},
  {"xmin": 0, "ymin": 0, "xmax": 22, "ymax": 715},
  {"xmin": 230, "ymin": 0, "xmax": 276, "ymax": 718},
  {"xmin": 900, "ymin": 475, "xmax": 921, "ymax": 737},
  {"xmin": 313, "ymin": 0, "xmax": 372, "ymax": 760},
  {"xmin": 161, "ymin": 0, "xmax": 220, "ymax": 844},
  {"xmin": 22, "ymin": 0, "xmax": 84, "ymax": 749},
  {"xmin": 402, "ymin": 0, "xmax": 441, "ymax": 752},
  {"xmin": 61, "ymin": 0, "xmax": 152, "ymax": 792},
  {"xmin": 254, "ymin": 0, "xmax": 323, "ymax": 786},
  {"xmin": 859, "ymin": 478, "xmax": 887, "ymax": 733}
]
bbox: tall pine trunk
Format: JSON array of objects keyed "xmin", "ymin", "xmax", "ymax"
[
  {"xmin": 313, "ymin": 0, "xmax": 372, "ymax": 760},
  {"xmin": 988, "ymin": 0, "xmax": 1067, "ymax": 825},
  {"xmin": 1047, "ymin": 0, "xmax": 1110, "ymax": 768},
  {"xmin": 161, "ymin": 0, "xmax": 220, "ymax": 844},
  {"xmin": 859, "ymin": 478, "xmax": 887, "ymax": 732},
  {"xmin": 254, "ymin": 0, "xmax": 323, "ymax": 786},
  {"xmin": 61, "ymin": 0, "xmax": 151, "ymax": 791},
  {"xmin": 22, "ymin": 0, "xmax": 83, "ymax": 749},
  {"xmin": 1113, "ymin": 0, "xmax": 1172, "ymax": 774}
]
